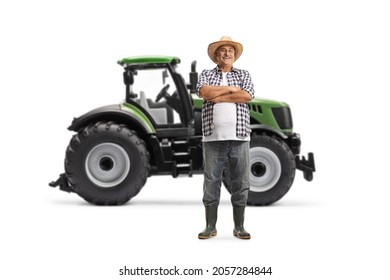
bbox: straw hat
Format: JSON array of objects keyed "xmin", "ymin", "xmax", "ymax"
[{"xmin": 207, "ymin": 36, "xmax": 243, "ymax": 64}]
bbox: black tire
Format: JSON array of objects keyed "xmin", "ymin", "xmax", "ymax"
[
  {"xmin": 223, "ymin": 133, "xmax": 296, "ymax": 206},
  {"xmin": 65, "ymin": 122, "xmax": 150, "ymax": 205}
]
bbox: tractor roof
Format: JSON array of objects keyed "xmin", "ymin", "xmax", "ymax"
[{"xmin": 117, "ymin": 56, "xmax": 181, "ymax": 66}]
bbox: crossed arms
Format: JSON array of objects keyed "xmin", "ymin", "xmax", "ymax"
[{"xmin": 199, "ymin": 85, "xmax": 252, "ymax": 103}]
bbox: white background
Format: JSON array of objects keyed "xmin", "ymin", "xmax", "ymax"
[{"xmin": 1, "ymin": 0, "xmax": 389, "ymax": 279}]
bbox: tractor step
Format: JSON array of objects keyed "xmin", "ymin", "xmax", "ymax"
[
  {"xmin": 171, "ymin": 138, "xmax": 193, "ymax": 177},
  {"xmin": 173, "ymin": 152, "xmax": 190, "ymax": 156},
  {"xmin": 172, "ymin": 160, "xmax": 193, "ymax": 178},
  {"xmin": 176, "ymin": 163, "xmax": 191, "ymax": 168}
]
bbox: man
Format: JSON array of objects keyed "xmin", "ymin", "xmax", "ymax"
[{"xmin": 196, "ymin": 36, "xmax": 255, "ymax": 239}]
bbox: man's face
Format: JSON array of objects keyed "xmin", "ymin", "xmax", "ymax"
[{"xmin": 216, "ymin": 44, "xmax": 235, "ymax": 66}]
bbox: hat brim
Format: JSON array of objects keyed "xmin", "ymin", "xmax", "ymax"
[{"xmin": 207, "ymin": 40, "xmax": 243, "ymax": 64}]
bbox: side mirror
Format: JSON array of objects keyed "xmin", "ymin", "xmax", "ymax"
[
  {"xmin": 124, "ymin": 68, "xmax": 138, "ymax": 101},
  {"xmin": 123, "ymin": 70, "xmax": 134, "ymax": 86}
]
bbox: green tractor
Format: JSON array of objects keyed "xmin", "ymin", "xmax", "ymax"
[{"xmin": 49, "ymin": 56, "xmax": 315, "ymax": 206}]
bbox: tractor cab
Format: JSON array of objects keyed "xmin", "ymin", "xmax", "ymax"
[{"xmin": 118, "ymin": 56, "xmax": 195, "ymax": 136}]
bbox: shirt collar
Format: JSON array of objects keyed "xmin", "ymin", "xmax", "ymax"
[{"xmin": 213, "ymin": 65, "xmax": 238, "ymax": 73}]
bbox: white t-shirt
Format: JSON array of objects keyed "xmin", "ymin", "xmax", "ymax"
[{"xmin": 203, "ymin": 72, "xmax": 250, "ymax": 142}]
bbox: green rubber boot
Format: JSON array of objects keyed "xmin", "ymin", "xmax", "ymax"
[
  {"xmin": 198, "ymin": 206, "xmax": 218, "ymax": 239},
  {"xmin": 233, "ymin": 206, "xmax": 251, "ymax": 239}
]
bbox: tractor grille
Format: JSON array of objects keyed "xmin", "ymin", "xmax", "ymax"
[
  {"xmin": 249, "ymin": 104, "xmax": 263, "ymax": 113},
  {"xmin": 272, "ymin": 107, "xmax": 293, "ymax": 129}
]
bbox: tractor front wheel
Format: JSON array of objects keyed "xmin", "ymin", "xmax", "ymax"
[{"xmin": 65, "ymin": 122, "xmax": 150, "ymax": 205}]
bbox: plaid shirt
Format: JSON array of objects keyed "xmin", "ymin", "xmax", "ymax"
[{"xmin": 196, "ymin": 66, "xmax": 255, "ymax": 137}]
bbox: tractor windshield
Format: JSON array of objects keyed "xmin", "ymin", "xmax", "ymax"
[{"xmin": 132, "ymin": 68, "xmax": 181, "ymax": 125}]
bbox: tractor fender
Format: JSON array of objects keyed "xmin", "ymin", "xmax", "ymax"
[
  {"xmin": 68, "ymin": 104, "xmax": 156, "ymax": 134},
  {"xmin": 250, "ymin": 124, "xmax": 288, "ymax": 139}
]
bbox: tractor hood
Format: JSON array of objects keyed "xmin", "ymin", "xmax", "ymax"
[
  {"xmin": 191, "ymin": 94, "xmax": 289, "ymax": 110},
  {"xmin": 250, "ymin": 97, "xmax": 289, "ymax": 108}
]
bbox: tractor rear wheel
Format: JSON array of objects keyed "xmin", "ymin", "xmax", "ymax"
[
  {"xmin": 223, "ymin": 134, "xmax": 295, "ymax": 206},
  {"xmin": 65, "ymin": 122, "xmax": 150, "ymax": 205}
]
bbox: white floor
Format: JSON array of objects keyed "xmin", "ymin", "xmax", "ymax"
[{"xmin": 2, "ymin": 166, "xmax": 388, "ymax": 279}]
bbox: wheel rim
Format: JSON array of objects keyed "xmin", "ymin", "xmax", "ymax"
[
  {"xmin": 249, "ymin": 147, "xmax": 281, "ymax": 192},
  {"xmin": 85, "ymin": 143, "xmax": 130, "ymax": 188}
]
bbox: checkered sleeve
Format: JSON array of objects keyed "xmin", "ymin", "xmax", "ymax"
[
  {"xmin": 238, "ymin": 70, "xmax": 254, "ymax": 137},
  {"xmin": 227, "ymin": 68, "xmax": 255, "ymax": 138},
  {"xmin": 196, "ymin": 69, "xmax": 210, "ymax": 97},
  {"xmin": 239, "ymin": 70, "xmax": 255, "ymax": 99},
  {"xmin": 196, "ymin": 69, "xmax": 216, "ymax": 136}
]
